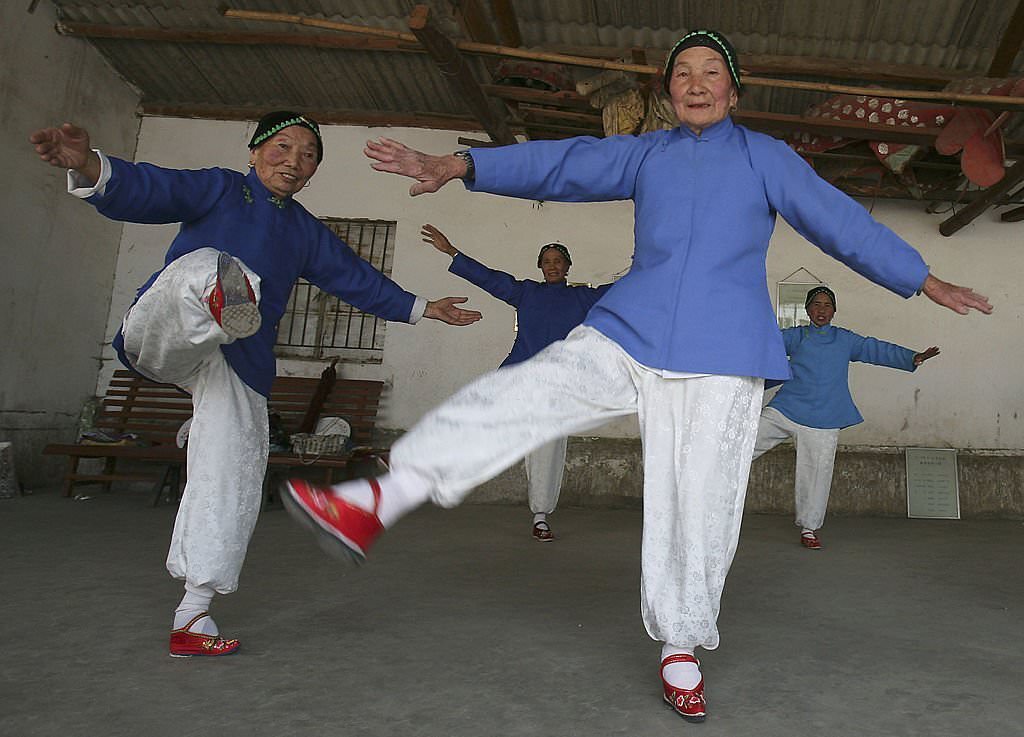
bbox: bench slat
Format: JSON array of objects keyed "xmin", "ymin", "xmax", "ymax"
[{"xmin": 44, "ymin": 367, "xmax": 387, "ymax": 497}]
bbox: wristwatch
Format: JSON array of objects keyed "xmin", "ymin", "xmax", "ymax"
[{"xmin": 453, "ymin": 150, "xmax": 476, "ymax": 181}]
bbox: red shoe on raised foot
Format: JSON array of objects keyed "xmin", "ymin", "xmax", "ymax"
[
  {"xmin": 169, "ymin": 613, "xmax": 240, "ymax": 658},
  {"xmin": 208, "ymin": 251, "xmax": 260, "ymax": 339},
  {"xmin": 800, "ymin": 530, "xmax": 823, "ymax": 550},
  {"xmin": 281, "ymin": 477, "xmax": 384, "ymax": 564},
  {"xmin": 661, "ymin": 653, "xmax": 706, "ymax": 722}
]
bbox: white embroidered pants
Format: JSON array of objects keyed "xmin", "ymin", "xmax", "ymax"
[
  {"xmin": 525, "ymin": 437, "xmax": 567, "ymax": 515},
  {"xmin": 120, "ymin": 248, "xmax": 268, "ymax": 595},
  {"xmin": 751, "ymin": 406, "xmax": 840, "ymax": 531},
  {"xmin": 391, "ymin": 326, "xmax": 763, "ymax": 649}
]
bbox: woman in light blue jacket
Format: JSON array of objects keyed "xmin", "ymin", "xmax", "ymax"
[{"xmin": 752, "ymin": 286, "xmax": 940, "ymax": 549}]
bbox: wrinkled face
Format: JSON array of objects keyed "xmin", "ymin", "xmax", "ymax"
[
  {"xmin": 668, "ymin": 46, "xmax": 738, "ymax": 135},
  {"xmin": 539, "ymin": 249, "xmax": 570, "ymax": 283},
  {"xmin": 250, "ymin": 125, "xmax": 319, "ymax": 198},
  {"xmin": 806, "ymin": 293, "xmax": 836, "ymax": 327}
]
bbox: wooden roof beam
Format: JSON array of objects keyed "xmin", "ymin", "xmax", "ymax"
[
  {"xmin": 540, "ymin": 44, "xmax": 969, "ymax": 86},
  {"xmin": 491, "ymin": 0, "xmax": 522, "ymax": 48},
  {"xmin": 481, "ymin": 84, "xmax": 592, "ymax": 111},
  {"xmin": 407, "ymin": 4, "xmax": 516, "ymax": 145},
  {"xmin": 940, "ymin": 161, "xmax": 1024, "ymax": 235},
  {"xmin": 218, "ymin": 10, "xmax": 1024, "ymax": 111},
  {"xmin": 518, "ymin": 104, "xmax": 602, "ymax": 126},
  {"xmin": 139, "ymin": 104, "xmax": 492, "ymax": 133},
  {"xmin": 734, "ymin": 111, "xmax": 944, "ymax": 146},
  {"xmin": 452, "ymin": 0, "xmax": 498, "ymax": 45},
  {"xmin": 988, "ymin": 0, "xmax": 1024, "ymax": 77},
  {"xmin": 57, "ymin": 20, "xmax": 419, "ymax": 51},
  {"xmin": 1001, "ymin": 205, "xmax": 1024, "ymax": 222}
]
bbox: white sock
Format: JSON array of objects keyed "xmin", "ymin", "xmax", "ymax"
[
  {"xmin": 801, "ymin": 528, "xmax": 816, "ymax": 536},
  {"xmin": 173, "ymin": 583, "xmax": 218, "ymax": 635},
  {"xmin": 533, "ymin": 512, "xmax": 548, "ymax": 526},
  {"xmin": 661, "ymin": 643, "xmax": 702, "ymax": 690},
  {"xmin": 330, "ymin": 468, "xmax": 430, "ymax": 528}
]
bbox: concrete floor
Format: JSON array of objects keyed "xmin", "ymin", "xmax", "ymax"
[{"xmin": 1, "ymin": 488, "xmax": 1022, "ymax": 737}]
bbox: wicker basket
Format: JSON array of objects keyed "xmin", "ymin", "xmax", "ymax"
[{"xmin": 290, "ymin": 432, "xmax": 347, "ymax": 457}]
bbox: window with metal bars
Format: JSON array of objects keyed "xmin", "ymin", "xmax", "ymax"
[{"xmin": 274, "ymin": 218, "xmax": 396, "ymax": 363}]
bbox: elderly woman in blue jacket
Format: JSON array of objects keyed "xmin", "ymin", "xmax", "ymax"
[
  {"xmin": 752, "ymin": 286, "xmax": 939, "ymax": 550},
  {"xmin": 420, "ymin": 223, "xmax": 614, "ymax": 541},
  {"xmin": 282, "ymin": 29, "xmax": 990, "ymax": 722},
  {"xmin": 29, "ymin": 112, "xmax": 481, "ymax": 659}
]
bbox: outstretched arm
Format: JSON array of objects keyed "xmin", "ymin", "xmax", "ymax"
[
  {"xmin": 913, "ymin": 346, "xmax": 940, "ymax": 366},
  {"xmin": 423, "ymin": 296, "xmax": 482, "ymax": 326},
  {"xmin": 421, "ymin": 223, "xmax": 459, "ymax": 257},
  {"xmin": 920, "ymin": 274, "xmax": 992, "ymax": 315},
  {"xmin": 365, "ymin": 138, "xmax": 467, "ymax": 196},
  {"xmin": 29, "ymin": 123, "xmax": 101, "ymax": 185}
]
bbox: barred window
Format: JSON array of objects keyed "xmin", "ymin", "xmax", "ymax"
[{"xmin": 275, "ymin": 218, "xmax": 396, "ymax": 363}]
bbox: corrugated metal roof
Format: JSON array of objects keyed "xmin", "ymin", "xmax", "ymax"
[{"xmin": 46, "ymin": 0, "xmax": 1023, "ymax": 141}]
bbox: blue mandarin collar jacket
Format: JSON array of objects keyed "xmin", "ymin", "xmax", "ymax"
[
  {"xmin": 95, "ymin": 159, "xmax": 417, "ymax": 397},
  {"xmin": 468, "ymin": 117, "xmax": 928, "ymax": 379}
]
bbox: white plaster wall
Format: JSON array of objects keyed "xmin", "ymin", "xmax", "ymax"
[
  {"xmin": 765, "ymin": 200, "xmax": 1021, "ymax": 450},
  {"xmin": 1, "ymin": 2, "xmax": 139, "ymax": 484},
  {"xmin": 103, "ymin": 118, "xmax": 639, "ymax": 436},
  {"xmin": 107, "ymin": 116, "xmax": 1022, "ymax": 451}
]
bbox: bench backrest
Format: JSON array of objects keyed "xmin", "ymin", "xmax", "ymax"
[
  {"xmin": 96, "ymin": 369, "xmax": 385, "ymax": 447},
  {"xmin": 95, "ymin": 371, "xmax": 192, "ymax": 446}
]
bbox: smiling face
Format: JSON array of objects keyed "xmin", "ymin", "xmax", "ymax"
[
  {"xmin": 250, "ymin": 125, "xmax": 320, "ymax": 198},
  {"xmin": 806, "ymin": 293, "xmax": 836, "ymax": 327},
  {"xmin": 539, "ymin": 249, "xmax": 570, "ymax": 283},
  {"xmin": 668, "ymin": 45, "xmax": 738, "ymax": 135}
]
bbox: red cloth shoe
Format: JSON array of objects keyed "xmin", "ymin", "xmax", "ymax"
[
  {"xmin": 800, "ymin": 530, "xmax": 822, "ymax": 549},
  {"xmin": 208, "ymin": 251, "xmax": 260, "ymax": 339},
  {"xmin": 169, "ymin": 613, "xmax": 240, "ymax": 658},
  {"xmin": 281, "ymin": 477, "xmax": 384, "ymax": 563},
  {"xmin": 532, "ymin": 520, "xmax": 554, "ymax": 542},
  {"xmin": 661, "ymin": 653, "xmax": 706, "ymax": 722}
]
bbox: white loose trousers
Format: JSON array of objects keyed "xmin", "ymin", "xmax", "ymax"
[
  {"xmin": 120, "ymin": 248, "xmax": 269, "ymax": 595},
  {"xmin": 391, "ymin": 327, "xmax": 763, "ymax": 648},
  {"xmin": 524, "ymin": 437, "xmax": 567, "ymax": 515},
  {"xmin": 751, "ymin": 406, "xmax": 839, "ymax": 531}
]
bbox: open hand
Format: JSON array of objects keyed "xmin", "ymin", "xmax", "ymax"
[
  {"xmin": 29, "ymin": 123, "xmax": 93, "ymax": 171},
  {"xmin": 921, "ymin": 274, "xmax": 992, "ymax": 315},
  {"xmin": 424, "ymin": 296, "xmax": 482, "ymax": 326},
  {"xmin": 421, "ymin": 224, "xmax": 458, "ymax": 256},
  {"xmin": 913, "ymin": 346, "xmax": 940, "ymax": 366},
  {"xmin": 364, "ymin": 137, "xmax": 462, "ymax": 196}
]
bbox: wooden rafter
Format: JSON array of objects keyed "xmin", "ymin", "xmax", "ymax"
[
  {"xmin": 988, "ymin": 0, "xmax": 1024, "ymax": 77},
  {"xmin": 62, "ymin": 13, "xmax": 1024, "ymax": 112},
  {"xmin": 519, "ymin": 120, "xmax": 606, "ymax": 137},
  {"xmin": 55, "ymin": 21, "xmax": 419, "ymax": 51},
  {"xmin": 491, "ymin": 0, "xmax": 522, "ymax": 48},
  {"xmin": 518, "ymin": 104, "xmax": 602, "ymax": 127},
  {"xmin": 60, "ymin": 20, "xmax": 964, "ymax": 88},
  {"xmin": 406, "ymin": 4, "xmax": 515, "ymax": 145},
  {"xmin": 940, "ymin": 161, "xmax": 1024, "ymax": 235},
  {"xmin": 481, "ymin": 84, "xmax": 593, "ymax": 111},
  {"xmin": 544, "ymin": 44, "xmax": 969, "ymax": 86},
  {"xmin": 452, "ymin": 0, "xmax": 498, "ymax": 45},
  {"xmin": 221, "ymin": 10, "xmax": 1024, "ymax": 112},
  {"xmin": 733, "ymin": 111, "xmax": 945, "ymax": 147},
  {"xmin": 139, "ymin": 104, "xmax": 493, "ymax": 133}
]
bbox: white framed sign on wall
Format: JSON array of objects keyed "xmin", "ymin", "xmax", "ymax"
[{"xmin": 905, "ymin": 447, "xmax": 960, "ymax": 520}]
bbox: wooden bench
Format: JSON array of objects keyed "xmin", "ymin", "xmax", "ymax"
[{"xmin": 42, "ymin": 365, "xmax": 387, "ymax": 503}]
